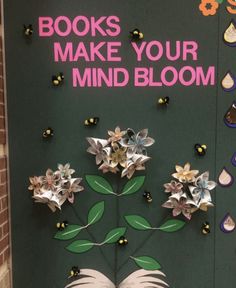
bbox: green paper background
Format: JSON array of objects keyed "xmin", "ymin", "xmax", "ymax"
[{"xmin": 3, "ymin": 0, "xmax": 236, "ymax": 287}]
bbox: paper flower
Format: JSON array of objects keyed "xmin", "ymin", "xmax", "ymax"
[
  {"xmin": 87, "ymin": 138, "xmax": 109, "ymax": 165},
  {"xmin": 108, "ymin": 126, "xmax": 126, "ymax": 143},
  {"xmin": 121, "ymin": 154, "xmax": 150, "ymax": 179},
  {"xmin": 56, "ymin": 163, "xmax": 75, "ymax": 179},
  {"xmin": 120, "ymin": 128, "xmax": 155, "ymax": 156},
  {"xmin": 162, "ymin": 163, "xmax": 216, "ymax": 220},
  {"xmin": 162, "ymin": 194, "xmax": 196, "ymax": 220},
  {"xmin": 172, "ymin": 163, "xmax": 199, "ymax": 183},
  {"xmin": 28, "ymin": 164, "xmax": 84, "ymax": 212},
  {"xmin": 41, "ymin": 169, "xmax": 60, "ymax": 191},
  {"xmin": 164, "ymin": 180, "xmax": 183, "ymax": 194},
  {"xmin": 189, "ymin": 171, "xmax": 216, "ymax": 204},
  {"xmin": 60, "ymin": 178, "xmax": 84, "ymax": 204},
  {"xmin": 199, "ymin": 0, "xmax": 219, "ymax": 16},
  {"xmin": 87, "ymin": 127, "xmax": 154, "ymax": 178},
  {"xmin": 28, "ymin": 176, "xmax": 42, "ymax": 194}
]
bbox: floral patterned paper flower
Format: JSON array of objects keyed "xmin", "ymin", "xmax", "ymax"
[
  {"xmin": 29, "ymin": 164, "xmax": 84, "ymax": 212},
  {"xmin": 121, "ymin": 154, "xmax": 150, "ymax": 179},
  {"xmin": 87, "ymin": 127, "xmax": 154, "ymax": 178},
  {"xmin": 162, "ymin": 194, "xmax": 197, "ymax": 220},
  {"xmin": 108, "ymin": 126, "xmax": 126, "ymax": 143},
  {"xmin": 87, "ymin": 138, "xmax": 109, "ymax": 165},
  {"xmin": 28, "ymin": 176, "xmax": 42, "ymax": 194},
  {"xmin": 172, "ymin": 163, "xmax": 199, "ymax": 183},
  {"xmin": 109, "ymin": 143, "xmax": 127, "ymax": 168},
  {"xmin": 98, "ymin": 163, "xmax": 120, "ymax": 174},
  {"xmin": 60, "ymin": 178, "xmax": 84, "ymax": 204},
  {"xmin": 199, "ymin": 0, "xmax": 219, "ymax": 16},
  {"xmin": 189, "ymin": 171, "xmax": 216, "ymax": 204},
  {"xmin": 56, "ymin": 163, "xmax": 75, "ymax": 179},
  {"xmin": 41, "ymin": 169, "xmax": 60, "ymax": 191},
  {"xmin": 164, "ymin": 180, "xmax": 183, "ymax": 194},
  {"xmin": 120, "ymin": 128, "xmax": 155, "ymax": 156}
]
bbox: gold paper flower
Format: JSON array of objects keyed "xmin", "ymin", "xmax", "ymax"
[{"xmin": 172, "ymin": 163, "xmax": 199, "ymax": 183}]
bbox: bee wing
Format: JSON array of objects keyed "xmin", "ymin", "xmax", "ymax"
[{"xmin": 65, "ymin": 269, "xmax": 115, "ymax": 288}]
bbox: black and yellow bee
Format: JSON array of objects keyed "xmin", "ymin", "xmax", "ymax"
[
  {"xmin": 117, "ymin": 236, "xmax": 128, "ymax": 246},
  {"xmin": 158, "ymin": 97, "xmax": 169, "ymax": 105},
  {"xmin": 42, "ymin": 127, "xmax": 54, "ymax": 138},
  {"xmin": 84, "ymin": 117, "xmax": 99, "ymax": 126},
  {"xmin": 143, "ymin": 191, "xmax": 152, "ymax": 203},
  {"xmin": 56, "ymin": 221, "xmax": 68, "ymax": 231},
  {"xmin": 130, "ymin": 28, "xmax": 144, "ymax": 41},
  {"xmin": 201, "ymin": 222, "xmax": 210, "ymax": 235},
  {"xmin": 194, "ymin": 144, "xmax": 207, "ymax": 156},
  {"xmin": 68, "ymin": 266, "xmax": 80, "ymax": 278},
  {"xmin": 24, "ymin": 24, "xmax": 33, "ymax": 36},
  {"xmin": 52, "ymin": 72, "xmax": 64, "ymax": 86}
]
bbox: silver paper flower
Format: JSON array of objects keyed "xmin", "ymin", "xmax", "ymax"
[{"xmin": 120, "ymin": 128, "xmax": 155, "ymax": 156}]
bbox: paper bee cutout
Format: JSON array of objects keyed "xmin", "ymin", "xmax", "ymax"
[
  {"xmin": 117, "ymin": 236, "xmax": 128, "ymax": 246},
  {"xmin": 42, "ymin": 127, "xmax": 54, "ymax": 138},
  {"xmin": 194, "ymin": 144, "xmax": 207, "ymax": 156},
  {"xmin": 23, "ymin": 24, "xmax": 33, "ymax": 36},
  {"xmin": 143, "ymin": 191, "xmax": 152, "ymax": 203},
  {"xmin": 52, "ymin": 72, "xmax": 64, "ymax": 86},
  {"xmin": 68, "ymin": 266, "xmax": 80, "ymax": 278},
  {"xmin": 56, "ymin": 221, "xmax": 68, "ymax": 231},
  {"xmin": 130, "ymin": 28, "xmax": 144, "ymax": 41},
  {"xmin": 158, "ymin": 97, "xmax": 169, "ymax": 106},
  {"xmin": 201, "ymin": 222, "xmax": 210, "ymax": 235},
  {"xmin": 84, "ymin": 117, "xmax": 99, "ymax": 126}
]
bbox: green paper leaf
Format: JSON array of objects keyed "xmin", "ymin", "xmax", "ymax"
[
  {"xmin": 158, "ymin": 219, "xmax": 185, "ymax": 232},
  {"xmin": 216, "ymin": 0, "xmax": 224, "ymax": 3},
  {"xmin": 66, "ymin": 240, "xmax": 94, "ymax": 253},
  {"xmin": 104, "ymin": 227, "xmax": 126, "ymax": 244},
  {"xmin": 121, "ymin": 176, "xmax": 145, "ymax": 195},
  {"xmin": 87, "ymin": 201, "xmax": 105, "ymax": 225},
  {"xmin": 132, "ymin": 256, "xmax": 161, "ymax": 270},
  {"xmin": 54, "ymin": 225, "xmax": 82, "ymax": 240},
  {"xmin": 125, "ymin": 215, "xmax": 152, "ymax": 230},
  {"xmin": 86, "ymin": 175, "xmax": 114, "ymax": 195}
]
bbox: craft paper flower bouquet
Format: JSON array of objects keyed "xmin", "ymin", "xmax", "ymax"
[
  {"xmin": 162, "ymin": 163, "xmax": 217, "ymax": 220},
  {"xmin": 28, "ymin": 164, "xmax": 84, "ymax": 212},
  {"xmin": 86, "ymin": 126, "xmax": 155, "ymax": 178}
]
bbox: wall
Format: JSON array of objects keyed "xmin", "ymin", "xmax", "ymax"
[{"xmin": 0, "ymin": 0, "xmax": 10, "ymax": 286}]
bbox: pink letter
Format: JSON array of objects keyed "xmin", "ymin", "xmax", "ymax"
[
  {"xmin": 74, "ymin": 42, "xmax": 90, "ymax": 61},
  {"xmin": 179, "ymin": 66, "xmax": 196, "ymax": 86},
  {"xmin": 166, "ymin": 41, "xmax": 181, "ymax": 61},
  {"xmin": 54, "ymin": 42, "xmax": 73, "ymax": 62},
  {"xmin": 90, "ymin": 42, "xmax": 106, "ymax": 61},
  {"xmin": 73, "ymin": 68, "xmax": 91, "ymax": 87},
  {"xmin": 72, "ymin": 16, "xmax": 90, "ymax": 36},
  {"xmin": 97, "ymin": 68, "xmax": 112, "ymax": 87},
  {"xmin": 106, "ymin": 16, "xmax": 121, "ymax": 36},
  {"xmin": 161, "ymin": 66, "xmax": 178, "ymax": 86},
  {"xmin": 91, "ymin": 16, "xmax": 107, "ymax": 36},
  {"xmin": 54, "ymin": 16, "xmax": 71, "ymax": 36},
  {"xmin": 131, "ymin": 42, "xmax": 147, "ymax": 61},
  {"xmin": 107, "ymin": 42, "xmax": 121, "ymax": 61},
  {"xmin": 134, "ymin": 68, "xmax": 149, "ymax": 86},
  {"xmin": 39, "ymin": 17, "xmax": 54, "ymax": 37},
  {"xmin": 196, "ymin": 66, "xmax": 215, "ymax": 86},
  {"xmin": 113, "ymin": 68, "xmax": 129, "ymax": 87},
  {"xmin": 183, "ymin": 41, "xmax": 198, "ymax": 61},
  {"xmin": 149, "ymin": 68, "xmax": 162, "ymax": 86},
  {"xmin": 146, "ymin": 41, "xmax": 163, "ymax": 61}
]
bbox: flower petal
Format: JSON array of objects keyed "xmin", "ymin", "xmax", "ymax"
[
  {"xmin": 137, "ymin": 129, "xmax": 148, "ymax": 140},
  {"xmin": 142, "ymin": 137, "xmax": 155, "ymax": 147}
]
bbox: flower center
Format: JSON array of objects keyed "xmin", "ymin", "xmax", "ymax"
[{"xmin": 206, "ymin": 3, "xmax": 212, "ymax": 10}]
